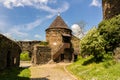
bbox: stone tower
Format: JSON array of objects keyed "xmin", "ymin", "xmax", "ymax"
[
  {"xmin": 46, "ymin": 15, "xmax": 73, "ymax": 62},
  {"xmin": 102, "ymin": 0, "xmax": 120, "ymax": 19}
]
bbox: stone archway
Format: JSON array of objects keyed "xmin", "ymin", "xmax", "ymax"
[
  {"xmin": 20, "ymin": 51, "xmax": 31, "ymax": 61},
  {"xmin": 20, "ymin": 50, "xmax": 32, "ymax": 67},
  {"xmin": 17, "ymin": 41, "xmax": 41, "ymax": 58}
]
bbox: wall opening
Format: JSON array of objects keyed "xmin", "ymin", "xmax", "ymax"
[
  {"xmin": 7, "ymin": 51, "xmax": 11, "ymax": 67},
  {"xmin": 20, "ymin": 51, "xmax": 31, "ymax": 61},
  {"xmin": 61, "ymin": 54, "xmax": 64, "ymax": 61},
  {"xmin": 62, "ymin": 36, "xmax": 71, "ymax": 43}
]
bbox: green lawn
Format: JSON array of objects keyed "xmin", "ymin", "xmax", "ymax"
[
  {"xmin": 67, "ymin": 57, "xmax": 120, "ymax": 80},
  {"xmin": 0, "ymin": 67, "xmax": 30, "ymax": 80}
]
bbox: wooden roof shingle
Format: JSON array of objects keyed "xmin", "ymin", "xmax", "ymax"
[{"xmin": 47, "ymin": 15, "xmax": 69, "ymax": 29}]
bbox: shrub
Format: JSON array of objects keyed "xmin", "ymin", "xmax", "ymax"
[
  {"xmin": 20, "ymin": 51, "xmax": 30, "ymax": 61},
  {"xmin": 39, "ymin": 41, "xmax": 48, "ymax": 46}
]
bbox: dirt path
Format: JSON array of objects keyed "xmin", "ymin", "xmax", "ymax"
[
  {"xmin": 20, "ymin": 61, "xmax": 32, "ymax": 68},
  {"xmin": 30, "ymin": 63, "xmax": 77, "ymax": 80}
]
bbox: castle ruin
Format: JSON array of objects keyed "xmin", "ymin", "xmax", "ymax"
[
  {"xmin": 31, "ymin": 15, "xmax": 80, "ymax": 65},
  {"xmin": 0, "ymin": 34, "xmax": 21, "ymax": 70}
]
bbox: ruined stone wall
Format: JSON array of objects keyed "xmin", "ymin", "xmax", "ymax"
[
  {"xmin": 32, "ymin": 46, "xmax": 51, "ymax": 65},
  {"xmin": 71, "ymin": 35, "xmax": 80, "ymax": 54},
  {"xmin": 102, "ymin": 0, "xmax": 120, "ymax": 19},
  {"xmin": 17, "ymin": 41, "xmax": 41, "ymax": 57},
  {"xmin": 0, "ymin": 34, "xmax": 21, "ymax": 70},
  {"xmin": 114, "ymin": 47, "xmax": 120, "ymax": 62}
]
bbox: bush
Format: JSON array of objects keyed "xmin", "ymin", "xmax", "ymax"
[
  {"xmin": 98, "ymin": 14, "xmax": 120, "ymax": 53},
  {"xmin": 80, "ymin": 14, "xmax": 120, "ymax": 62},
  {"xmin": 80, "ymin": 27, "xmax": 106, "ymax": 62},
  {"xmin": 39, "ymin": 41, "xmax": 48, "ymax": 46},
  {"xmin": 20, "ymin": 51, "xmax": 30, "ymax": 61}
]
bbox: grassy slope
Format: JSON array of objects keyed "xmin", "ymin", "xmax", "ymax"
[
  {"xmin": 0, "ymin": 67, "xmax": 30, "ymax": 80},
  {"xmin": 67, "ymin": 57, "xmax": 120, "ymax": 80}
]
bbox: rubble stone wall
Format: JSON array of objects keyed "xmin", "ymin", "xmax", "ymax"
[
  {"xmin": 32, "ymin": 46, "xmax": 51, "ymax": 65},
  {"xmin": 102, "ymin": 0, "xmax": 120, "ymax": 19},
  {"xmin": 0, "ymin": 34, "xmax": 21, "ymax": 70}
]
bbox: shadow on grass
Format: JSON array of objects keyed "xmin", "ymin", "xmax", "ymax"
[
  {"xmin": 31, "ymin": 77, "xmax": 49, "ymax": 80},
  {"xmin": 82, "ymin": 57, "xmax": 95, "ymax": 65},
  {"xmin": 82, "ymin": 57, "xmax": 103, "ymax": 65},
  {"xmin": 0, "ymin": 67, "xmax": 30, "ymax": 80}
]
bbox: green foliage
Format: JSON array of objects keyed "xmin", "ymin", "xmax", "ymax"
[
  {"xmin": 18, "ymin": 68, "xmax": 31, "ymax": 78},
  {"xmin": 80, "ymin": 27, "xmax": 106, "ymax": 61},
  {"xmin": 20, "ymin": 51, "xmax": 30, "ymax": 61},
  {"xmin": 80, "ymin": 15, "xmax": 120, "ymax": 62},
  {"xmin": 39, "ymin": 41, "xmax": 48, "ymax": 46},
  {"xmin": 67, "ymin": 56, "xmax": 120, "ymax": 80},
  {"xmin": 98, "ymin": 15, "xmax": 120, "ymax": 53},
  {"xmin": 0, "ymin": 68, "xmax": 30, "ymax": 80}
]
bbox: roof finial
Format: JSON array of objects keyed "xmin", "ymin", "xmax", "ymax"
[{"xmin": 57, "ymin": 11, "xmax": 60, "ymax": 16}]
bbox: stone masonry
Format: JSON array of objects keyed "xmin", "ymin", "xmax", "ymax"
[
  {"xmin": 45, "ymin": 15, "xmax": 80, "ymax": 62},
  {"xmin": 31, "ymin": 15, "xmax": 80, "ymax": 65},
  {"xmin": 0, "ymin": 34, "xmax": 21, "ymax": 70},
  {"xmin": 32, "ymin": 45, "xmax": 51, "ymax": 65},
  {"xmin": 102, "ymin": 0, "xmax": 120, "ymax": 19},
  {"xmin": 17, "ymin": 41, "xmax": 41, "ymax": 57}
]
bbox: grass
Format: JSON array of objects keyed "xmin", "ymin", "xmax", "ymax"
[
  {"xmin": 0, "ymin": 67, "xmax": 31, "ymax": 80},
  {"xmin": 67, "ymin": 56, "xmax": 120, "ymax": 80}
]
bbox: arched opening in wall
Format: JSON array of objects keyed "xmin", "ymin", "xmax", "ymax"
[
  {"xmin": 20, "ymin": 51, "xmax": 31, "ymax": 61},
  {"xmin": 74, "ymin": 54, "xmax": 78, "ymax": 62},
  {"xmin": 20, "ymin": 51, "xmax": 32, "ymax": 67}
]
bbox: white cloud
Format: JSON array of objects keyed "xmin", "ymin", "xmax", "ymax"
[
  {"xmin": 34, "ymin": 34, "xmax": 41, "ymax": 39},
  {"xmin": 0, "ymin": 22, "xmax": 6, "ymax": 32},
  {"xmin": 90, "ymin": 0, "xmax": 101, "ymax": 7},
  {"xmin": 71, "ymin": 24, "xmax": 82, "ymax": 34},
  {"xmin": 46, "ymin": 2, "xmax": 69, "ymax": 19},
  {"xmin": 13, "ymin": 18, "xmax": 43, "ymax": 31},
  {"xmin": 59, "ymin": 2, "xmax": 69, "ymax": 13},
  {"xmin": 25, "ymin": 19, "xmax": 42, "ymax": 30},
  {"xmin": 3, "ymin": 33, "xmax": 12, "ymax": 39},
  {"xmin": 2, "ymin": 0, "xmax": 49, "ymax": 9},
  {"xmin": 22, "ymin": 39, "xmax": 32, "ymax": 41},
  {"xmin": 2, "ymin": 18, "xmax": 43, "ymax": 39},
  {"xmin": 1, "ymin": 0, "xmax": 69, "ymax": 14},
  {"xmin": 0, "ymin": 0, "xmax": 69, "ymax": 40},
  {"xmin": 3, "ymin": 27, "xmax": 28, "ymax": 38},
  {"xmin": 71, "ymin": 24, "xmax": 83, "ymax": 38},
  {"xmin": 0, "ymin": 18, "xmax": 42, "ymax": 40},
  {"xmin": 10, "ymin": 28, "xmax": 28, "ymax": 37},
  {"xmin": 0, "ymin": 17, "xmax": 8, "ymax": 32}
]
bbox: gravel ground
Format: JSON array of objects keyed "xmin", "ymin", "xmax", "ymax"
[
  {"xmin": 20, "ymin": 61, "xmax": 77, "ymax": 80},
  {"xmin": 30, "ymin": 63, "xmax": 77, "ymax": 80},
  {"xmin": 20, "ymin": 61, "xmax": 32, "ymax": 68}
]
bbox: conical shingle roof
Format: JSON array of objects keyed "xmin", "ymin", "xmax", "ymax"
[{"xmin": 47, "ymin": 15, "xmax": 69, "ymax": 29}]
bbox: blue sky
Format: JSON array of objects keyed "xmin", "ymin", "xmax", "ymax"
[{"xmin": 0, "ymin": 0, "xmax": 102, "ymax": 41}]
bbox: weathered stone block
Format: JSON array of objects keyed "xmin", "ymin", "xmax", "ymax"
[{"xmin": 32, "ymin": 46, "xmax": 51, "ymax": 65}]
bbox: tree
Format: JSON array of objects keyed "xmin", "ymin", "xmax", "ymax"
[
  {"xmin": 80, "ymin": 15, "xmax": 120, "ymax": 62},
  {"xmin": 80, "ymin": 27, "xmax": 106, "ymax": 61},
  {"xmin": 98, "ymin": 15, "xmax": 120, "ymax": 54}
]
